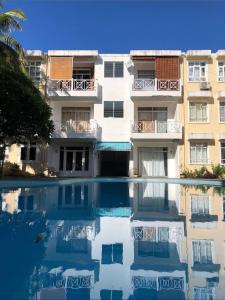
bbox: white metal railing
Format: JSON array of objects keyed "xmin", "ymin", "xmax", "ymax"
[
  {"xmin": 131, "ymin": 120, "xmax": 182, "ymax": 134},
  {"xmin": 48, "ymin": 79, "xmax": 96, "ymax": 91},
  {"xmin": 54, "ymin": 120, "xmax": 98, "ymax": 136},
  {"xmin": 132, "ymin": 79, "xmax": 180, "ymax": 91}
]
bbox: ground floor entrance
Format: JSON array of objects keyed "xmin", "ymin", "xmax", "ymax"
[
  {"xmin": 138, "ymin": 147, "xmax": 168, "ymax": 177},
  {"xmin": 48, "ymin": 141, "xmax": 93, "ymax": 177},
  {"xmin": 59, "ymin": 146, "xmax": 89, "ymax": 175},
  {"xmin": 99, "ymin": 151, "xmax": 129, "ymax": 177}
]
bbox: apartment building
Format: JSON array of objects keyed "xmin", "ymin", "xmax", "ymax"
[
  {"xmin": 5, "ymin": 49, "xmax": 182, "ymax": 177},
  {"xmin": 181, "ymin": 50, "xmax": 225, "ymax": 171},
  {"xmin": 6, "ymin": 49, "xmax": 225, "ymax": 178},
  {"xmin": 180, "ymin": 185, "xmax": 225, "ymax": 300}
]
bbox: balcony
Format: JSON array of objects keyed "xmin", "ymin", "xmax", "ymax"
[
  {"xmin": 131, "ymin": 121, "xmax": 182, "ymax": 140},
  {"xmin": 52, "ymin": 119, "xmax": 99, "ymax": 139},
  {"xmin": 47, "ymin": 79, "xmax": 98, "ymax": 99},
  {"xmin": 131, "ymin": 79, "xmax": 181, "ymax": 98}
]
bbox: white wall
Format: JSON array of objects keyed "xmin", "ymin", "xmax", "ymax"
[{"xmin": 94, "ymin": 54, "xmax": 134, "ymax": 142}]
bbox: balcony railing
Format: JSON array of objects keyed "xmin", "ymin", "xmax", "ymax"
[
  {"xmin": 132, "ymin": 79, "xmax": 180, "ymax": 91},
  {"xmin": 48, "ymin": 79, "xmax": 96, "ymax": 91},
  {"xmin": 131, "ymin": 121, "xmax": 182, "ymax": 134},
  {"xmin": 53, "ymin": 120, "xmax": 98, "ymax": 138}
]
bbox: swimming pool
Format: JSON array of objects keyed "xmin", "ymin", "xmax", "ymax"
[{"xmin": 0, "ymin": 178, "xmax": 224, "ymax": 300}]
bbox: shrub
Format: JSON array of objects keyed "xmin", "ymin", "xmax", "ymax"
[{"xmin": 211, "ymin": 164, "xmax": 225, "ymax": 178}]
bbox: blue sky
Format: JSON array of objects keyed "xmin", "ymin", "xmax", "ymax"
[{"xmin": 5, "ymin": 0, "xmax": 225, "ymax": 53}]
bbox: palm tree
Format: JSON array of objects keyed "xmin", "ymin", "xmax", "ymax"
[{"xmin": 0, "ymin": 0, "xmax": 26, "ymax": 57}]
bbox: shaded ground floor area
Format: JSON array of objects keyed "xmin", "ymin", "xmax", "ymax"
[
  {"xmin": 46, "ymin": 140, "xmax": 179, "ymax": 178},
  {"xmin": 4, "ymin": 140, "xmax": 180, "ymax": 178}
]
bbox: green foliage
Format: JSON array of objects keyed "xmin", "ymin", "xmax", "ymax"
[
  {"xmin": 211, "ymin": 164, "xmax": 225, "ymax": 178},
  {"xmin": 182, "ymin": 164, "xmax": 225, "ymax": 179},
  {"xmin": 0, "ymin": 1, "xmax": 26, "ymax": 57},
  {"xmin": 0, "ymin": 65, "xmax": 54, "ymax": 146}
]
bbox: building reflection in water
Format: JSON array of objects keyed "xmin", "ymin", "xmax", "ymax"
[{"xmin": 1, "ymin": 182, "xmax": 225, "ymax": 299}]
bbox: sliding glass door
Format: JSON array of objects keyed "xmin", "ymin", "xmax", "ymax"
[
  {"xmin": 139, "ymin": 148, "xmax": 168, "ymax": 177},
  {"xmin": 138, "ymin": 107, "xmax": 167, "ymax": 133}
]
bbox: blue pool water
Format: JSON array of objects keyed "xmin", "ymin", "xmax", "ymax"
[{"xmin": 0, "ymin": 179, "xmax": 225, "ymax": 300}]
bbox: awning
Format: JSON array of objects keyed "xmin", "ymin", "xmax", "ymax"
[{"xmin": 96, "ymin": 142, "xmax": 132, "ymax": 151}]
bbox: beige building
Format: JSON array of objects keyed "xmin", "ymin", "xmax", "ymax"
[
  {"xmin": 180, "ymin": 185, "xmax": 225, "ymax": 299},
  {"xmin": 180, "ymin": 50, "xmax": 225, "ymax": 173}
]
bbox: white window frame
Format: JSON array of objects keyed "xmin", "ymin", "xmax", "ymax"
[
  {"xmin": 220, "ymin": 142, "xmax": 225, "ymax": 165},
  {"xmin": 193, "ymin": 287, "xmax": 214, "ymax": 300},
  {"xmin": 218, "ymin": 61, "xmax": 225, "ymax": 82},
  {"xmin": 104, "ymin": 61, "xmax": 124, "ymax": 78},
  {"xmin": 25, "ymin": 61, "xmax": 41, "ymax": 82},
  {"xmin": 104, "ymin": 101, "xmax": 124, "ymax": 118},
  {"xmin": 189, "ymin": 142, "xmax": 209, "ymax": 164},
  {"xmin": 219, "ymin": 101, "xmax": 225, "ymax": 123},
  {"xmin": 189, "ymin": 102, "xmax": 208, "ymax": 123},
  {"xmin": 190, "ymin": 194, "xmax": 210, "ymax": 216},
  {"xmin": 192, "ymin": 239, "xmax": 214, "ymax": 265},
  {"xmin": 188, "ymin": 61, "xmax": 207, "ymax": 82}
]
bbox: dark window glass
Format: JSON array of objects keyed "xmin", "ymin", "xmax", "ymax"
[
  {"xmin": 114, "ymin": 62, "xmax": 124, "ymax": 78},
  {"xmin": 74, "ymin": 185, "xmax": 82, "ymax": 205},
  {"xmin": 66, "ymin": 152, "xmax": 73, "ymax": 171},
  {"xmin": 75, "ymin": 152, "xmax": 82, "ymax": 171},
  {"xmin": 104, "ymin": 62, "xmax": 114, "ymax": 77},
  {"xmin": 113, "ymin": 243, "xmax": 123, "ymax": 264},
  {"xmin": 102, "ymin": 244, "xmax": 112, "ymax": 264},
  {"xmin": 20, "ymin": 146, "xmax": 27, "ymax": 161},
  {"xmin": 65, "ymin": 185, "xmax": 72, "ymax": 204},
  {"xmin": 104, "ymin": 101, "xmax": 123, "ymax": 118},
  {"xmin": 29, "ymin": 146, "xmax": 36, "ymax": 160},
  {"xmin": 27, "ymin": 195, "xmax": 34, "ymax": 210},
  {"xmin": 104, "ymin": 101, "xmax": 114, "ymax": 117},
  {"xmin": 18, "ymin": 195, "xmax": 25, "ymax": 210},
  {"xmin": 85, "ymin": 149, "xmax": 89, "ymax": 171},
  {"xmin": 59, "ymin": 150, "xmax": 64, "ymax": 171},
  {"xmin": 114, "ymin": 101, "xmax": 123, "ymax": 118},
  {"xmin": 102, "ymin": 243, "xmax": 123, "ymax": 264},
  {"xmin": 104, "ymin": 62, "xmax": 124, "ymax": 78},
  {"xmin": 100, "ymin": 290, "xmax": 111, "ymax": 300},
  {"xmin": 58, "ymin": 186, "xmax": 63, "ymax": 207},
  {"xmin": 112, "ymin": 290, "xmax": 123, "ymax": 300}
]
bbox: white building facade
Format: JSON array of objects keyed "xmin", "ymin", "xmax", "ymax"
[{"xmin": 24, "ymin": 50, "xmax": 183, "ymax": 178}]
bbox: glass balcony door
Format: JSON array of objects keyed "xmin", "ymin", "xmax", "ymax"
[
  {"xmin": 61, "ymin": 107, "xmax": 90, "ymax": 133},
  {"xmin": 65, "ymin": 150, "xmax": 83, "ymax": 171},
  {"xmin": 138, "ymin": 107, "xmax": 167, "ymax": 133}
]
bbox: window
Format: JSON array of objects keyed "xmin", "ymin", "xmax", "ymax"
[
  {"xmin": 138, "ymin": 70, "xmax": 155, "ymax": 79},
  {"xmin": 190, "ymin": 142, "xmax": 208, "ymax": 164},
  {"xmin": 189, "ymin": 62, "xmax": 207, "ymax": 82},
  {"xmin": 101, "ymin": 243, "xmax": 123, "ymax": 264},
  {"xmin": 104, "ymin": 101, "xmax": 123, "ymax": 118},
  {"xmin": 219, "ymin": 102, "xmax": 225, "ymax": 122},
  {"xmin": 221, "ymin": 143, "xmax": 225, "ymax": 164},
  {"xmin": 191, "ymin": 195, "xmax": 209, "ymax": 215},
  {"xmin": 25, "ymin": 61, "xmax": 41, "ymax": 82},
  {"xmin": 193, "ymin": 287, "xmax": 213, "ymax": 300},
  {"xmin": 218, "ymin": 61, "xmax": 225, "ymax": 82},
  {"xmin": 104, "ymin": 62, "xmax": 124, "ymax": 78},
  {"xmin": 189, "ymin": 102, "xmax": 208, "ymax": 122},
  {"xmin": 223, "ymin": 197, "xmax": 225, "ymax": 220},
  {"xmin": 192, "ymin": 240, "xmax": 213, "ymax": 264},
  {"xmin": 20, "ymin": 144, "xmax": 36, "ymax": 161},
  {"xmin": 100, "ymin": 290, "xmax": 122, "ymax": 300},
  {"xmin": 73, "ymin": 68, "xmax": 92, "ymax": 80},
  {"xmin": 18, "ymin": 194, "xmax": 34, "ymax": 211}
]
